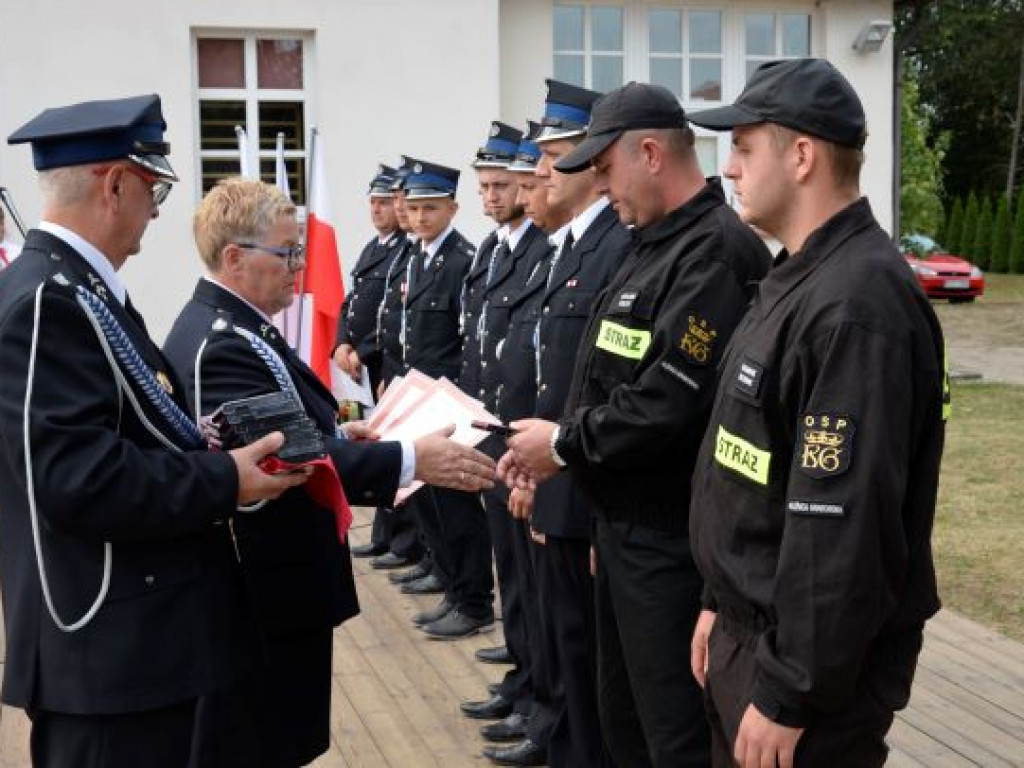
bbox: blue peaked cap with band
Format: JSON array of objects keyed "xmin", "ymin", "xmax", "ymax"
[
  {"xmin": 404, "ymin": 159, "xmax": 459, "ymax": 200},
  {"xmin": 7, "ymin": 94, "xmax": 178, "ymax": 181},
  {"xmin": 535, "ymin": 79, "xmax": 602, "ymax": 144},
  {"xmin": 508, "ymin": 121, "xmax": 542, "ymax": 174},
  {"xmin": 390, "ymin": 154, "xmax": 426, "ymax": 192},
  {"xmin": 472, "ymin": 121, "xmax": 524, "ymax": 169},
  {"xmin": 369, "ymin": 163, "xmax": 396, "ymax": 197}
]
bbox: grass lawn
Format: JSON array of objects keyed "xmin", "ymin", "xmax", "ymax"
[
  {"xmin": 933, "ymin": 273, "xmax": 1024, "ymax": 348},
  {"xmin": 978, "ymin": 272, "xmax": 1024, "ymax": 303},
  {"xmin": 934, "ymin": 380, "xmax": 1024, "ymax": 641}
]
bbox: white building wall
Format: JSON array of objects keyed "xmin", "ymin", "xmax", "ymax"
[
  {"xmin": 0, "ymin": 0, "xmax": 892, "ymax": 338},
  {"xmin": 0, "ymin": 0, "xmax": 501, "ymax": 338}
]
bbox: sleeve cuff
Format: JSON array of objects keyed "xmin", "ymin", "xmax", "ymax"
[
  {"xmin": 398, "ymin": 439, "xmax": 416, "ymax": 487},
  {"xmin": 750, "ymin": 675, "xmax": 811, "ymax": 728}
]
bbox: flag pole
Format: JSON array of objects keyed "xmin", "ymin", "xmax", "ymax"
[
  {"xmin": 276, "ymin": 132, "xmax": 293, "ymax": 343},
  {"xmin": 294, "ymin": 127, "xmax": 317, "ymax": 354}
]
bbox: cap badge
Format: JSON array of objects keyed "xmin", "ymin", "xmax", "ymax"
[
  {"xmin": 490, "ymin": 124, "xmax": 500, "ymax": 137},
  {"xmin": 413, "ymin": 163, "xmax": 423, "ymax": 174}
]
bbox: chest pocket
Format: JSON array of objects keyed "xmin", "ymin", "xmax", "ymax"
[
  {"xmin": 413, "ymin": 290, "xmax": 454, "ymax": 312},
  {"xmin": 542, "ymin": 289, "xmax": 597, "ymax": 355}
]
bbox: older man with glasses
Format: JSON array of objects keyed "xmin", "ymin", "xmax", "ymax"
[{"xmin": 163, "ymin": 177, "xmax": 496, "ymax": 768}]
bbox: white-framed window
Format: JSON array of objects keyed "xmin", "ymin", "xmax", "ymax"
[
  {"xmin": 193, "ymin": 32, "xmax": 311, "ymax": 205},
  {"xmin": 647, "ymin": 8, "xmax": 723, "ymax": 102},
  {"xmin": 743, "ymin": 12, "xmax": 811, "ymax": 80},
  {"xmin": 554, "ymin": 4, "xmax": 626, "ymax": 92}
]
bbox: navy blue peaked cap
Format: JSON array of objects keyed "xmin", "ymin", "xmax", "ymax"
[
  {"xmin": 536, "ymin": 79, "xmax": 602, "ymax": 144},
  {"xmin": 404, "ymin": 159, "xmax": 459, "ymax": 199},
  {"xmin": 369, "ymin": 163, "xmax": 396, "ymax": 196},
  {"xmin": 473, "ymin": 121, "xmax": 524, "ymax": 168},
  {"xmin": 8, "ymin": 94, "xmax": 178, "ymax": 181},
  {"xmin": 390, "ymin": 155, "xmax": 426, "ymax": 192},
  {"xmin": 508, "ymin": 121, "xmax": 542, "ymax": 174}
]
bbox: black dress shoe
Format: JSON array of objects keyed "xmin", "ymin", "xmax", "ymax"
[
  {"xmin": 351, "ymin": 542, "xmax": 387, "ymax": 558},
  {"xmin": 475, "ymin": 645, "xmax": 514, "ymax": 665},
  {"xmin": 412, "ymin": 598, "xmax": 453, "ymax": 627},
  {"xmin": 460, "ymin": 693, "xmax": 512, "ymax": 720},
  {"xmin": 400, "ymin": 573, "xmax": 445, "ymax": 595},
  {"xmin": 369, "ymin": 552, "xmax": 411, "ymax": 570},
  {"xmin": 483, "ymin": 739, "xmax": 546, "ymax": 766},
  {"xmin": 423, "ymin": 609, "xmax": 494, "ymax": 641},
  {"xmin": 388, "ymin": 561, "xmax": 430, "ymax": 584},
  {"xmin": 480, "ymin": 712, "xmax": 530, "ymax": 742}
]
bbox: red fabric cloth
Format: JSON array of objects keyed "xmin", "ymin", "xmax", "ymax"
[{"xmin": 258, "ymin": 455, "xmax": 353, "ymax": 543}]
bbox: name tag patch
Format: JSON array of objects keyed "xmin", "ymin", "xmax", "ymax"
[
  {"xmin": 797, "ymin": 413, "xmax": 854, "ymax": 478},
  {"xmin": 787, "ymin": 499, "xmax": 846, "ymax": 518},
  {"xmin": 714, "ymin": 425, "xmax": 771, "ymax": 485},
  {"xmin": 735, "ymin": 355, "xmax": 764, "ymax": 398},
  {"xmin": 616, "ymin": 290, "xmax": 638, "ymax": 311},
  {"xmin": 596, "ymin": 319, "xmax": 651, "ymax": 360}
]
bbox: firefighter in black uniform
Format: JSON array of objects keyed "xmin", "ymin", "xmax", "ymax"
[
  {"xmin": 686, "ymin": 59, "xmax": 946, "ymax": 768},
  {"xmin": 492, "ymin": 79, "xmax": 636, "ymax": 768},
  {"xmin": 401, "ymin": 160, "xmax": 496, "ymax": 639},
  {"xmin": 357, "ymin": 157, "xmax": 426, "ymax": 570},
  {"xmin": 336, "ymin": 164, "xmax": 415, "ymax": 562},
  {"xmin": 505, "ymin": 83, "xmax": 770, "ymax": 767}
]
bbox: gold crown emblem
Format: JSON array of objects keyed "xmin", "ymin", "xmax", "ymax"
[
  {"xmin": 804, "ymin": 429, "xmax": 845, "ymax": 447},
  {"xmin": 688, "ymin": 316, "xmax": 717, "ymax": 344}
]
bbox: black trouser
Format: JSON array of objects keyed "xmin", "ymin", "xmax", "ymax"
[
  {"xmin": 594, "ymin": 517, "xmax": 710, "ymax": 768},
  {"xmin": 531, "ymin": 532, "xmax": 605, "ymax": 766},
  {"xmin": 31, "ymin": 700, "xmax": 196, "ymax": 768},
  {"xmin": 190, "ymin": 628, "xmax": 334, "ymax": 768},
  {"xmin": 412, "ymin": 486, "xmax": 493, "ymax": 618},
  {"xmin": 705, "ymin": 616, "xmax": 921, "ymax": 767},
  {"xmin": 370, "ymin": 503, "xmax": 424, "ymax": 560},
  {"xmin": 484, "ymin": 488, "xmax": 533, "ymax": 711}
]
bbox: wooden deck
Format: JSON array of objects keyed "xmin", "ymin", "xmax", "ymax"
[{"xmin": 3, "ymin": 506, "xmax": 1024, "ymax": 766}]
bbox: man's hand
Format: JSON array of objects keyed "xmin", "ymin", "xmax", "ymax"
[
  {"xmin": 506, "ymin": 419, "xmax": 560, "ymax": 483},
  {"xmin": 230, "ymin": 432, "xmax": 311, "ymax": 505},
  {"xmin": 734, "ymin": 704, "xmax": 804, "ymax": 768},
  {"xmin": 414, "ymin": 424, "xmax": 496, "ymax": 492},
  {"xmin": 509, "ymin": 487, "xmax": 534, "ymax": 520},
  {"xmin": 332, "ymin": 343, "xmax": 363, "ymax": 380},
  {"xmin": 340, "ymin": 420, "xmax": 379, "ymax": 442},
  {"xmin": 691, "ymin": 609, "xmax": 716, "ymax": 689},
  {"xmin": 497, "ymin": 450, "xmax": 538, "ymax": 491}
]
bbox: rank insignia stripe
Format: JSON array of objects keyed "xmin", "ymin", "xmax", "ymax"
[
  {"xmin": 734, "ymin": 355, "xmax": 764, "ymax": 399},
  {"xmin": 796, "ymin": 413, "xmax": 855, "ymax": 478},
  {"xmin": 595, "ymin": 319, "xmax": 651, "ymax": 360},
  {"xmin": 616, "ymin": 290, "xmax": 638, "ymax": 311},
  {"xmin": 714, "ymin": 424, "xmax": 771, "ymax": 485}
]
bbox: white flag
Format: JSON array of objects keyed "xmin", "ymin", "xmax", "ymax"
[
  {"xmin": 235, "ymin": 125, "xmax": 257, "ymax": 179},
  {"xmin": 275, "ymin": 132, "xmax": 292, "ymax": 200}
]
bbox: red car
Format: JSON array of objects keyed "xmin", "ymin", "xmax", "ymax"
[{"xmin": 901, "ymin": 234, "xmax": 985, "ymax": 303}]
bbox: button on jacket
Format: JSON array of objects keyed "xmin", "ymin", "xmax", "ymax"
[
  {"xmin": 557, "ymin": 180, "xmax": 769, "ymax": 533},
  {"xmin": 459, "ymin": 230, "xmax": 499, "ymax": 399},
  {"xmin": 689, "ymin": 198, "xmax": 946, "ymax": 724}
]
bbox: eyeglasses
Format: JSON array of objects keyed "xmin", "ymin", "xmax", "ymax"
[
  {"xmin": 234, "ymin": 242, "xmax": 306, "ymax": 270},
  {"xmin": 93, "ymin": 163, "xmax": 172, "ymax": 206}
]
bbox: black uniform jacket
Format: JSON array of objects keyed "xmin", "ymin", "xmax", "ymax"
[
  {"xmin": 479, "ymin": 223, "xmax": 552, "ymax": 416},
  {"xmin": 0, "ymin": 231, "xmax": 246, "ymax": 715},
  {"xmin": 334, "ymin": 230, "xmax": 405, "ymax": 366},
  {"xmin": 403, "ymin": 228, "xmax": 475, "ymax": 381},
  {"xmin": 531, "ymin": 203, "xmax": 632, "ymax": 539},
  {"xmin": 458, "ymin": 229, "xmax": 499, "ymax": 399},
  {"xmin": 690, "ymin": 198, "xmax": 946, "ymax": 725},
  {"xmin": 558, "ymin": 181, "xmax": 770, "ymax": 533},
  {"xmin": 164, "ymin": 279, "xmax": 402, "ymax": 635},
  {"xmin": 378, "ymin": 236, "xmax": 416, "ymax": 385}
]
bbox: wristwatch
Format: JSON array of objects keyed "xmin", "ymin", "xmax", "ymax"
[{"xmin": 549, "ymin": 425, "xmax": 567, "ymax": 469}]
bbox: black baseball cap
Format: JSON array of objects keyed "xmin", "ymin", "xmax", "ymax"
[
  {"xmin": 554, "ymin": 82, "xmax": 688, "ymax": 173},
  {"xmin": 687, "ymin": 58, "xmax": 867, "ymax": 150}
]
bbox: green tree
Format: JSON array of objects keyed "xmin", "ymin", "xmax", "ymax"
[
  {"xmin": 900, "ymin": 64, "xmax": 949, "ymax": 238},
  {"xmin": 973, "ymin": 197, "xmax": 994, "ymax": 270},
  {"xmin": 1010, "ymin": 192, "xmax": 1024, "ymax": 273},
  {"xmin": 991, "ymin": 195, "xmax": 1012, "ymax": 272},
  {"xmin": 944, "ymin": 195, "xmax": 965, "ymax": 252},
  {"xmin": 961, "ymin": 191, "xmax": 980, "ymax": 259}
]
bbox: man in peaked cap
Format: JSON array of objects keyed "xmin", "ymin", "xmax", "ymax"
[
  {"xmin": 488, "ymin": 79, "xmax": 634, "ymax": 768},
  {"xmin": 505, "ymin": 80, "xmax": 771, "ymax": 767},
  {"xmin": 399, "ymin": 160, "xmax": 497, "ymax": 640},
  {"xmin": 459, "ymin": 121, "xmax": 554, "ymax": 747},
  {"xmin": 686, "ymin": 59, "xmax": 946, "ymax": 767},
  {"xmin": 0, "ymin": 95, "xmax": 309, "ymax": 767}
]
